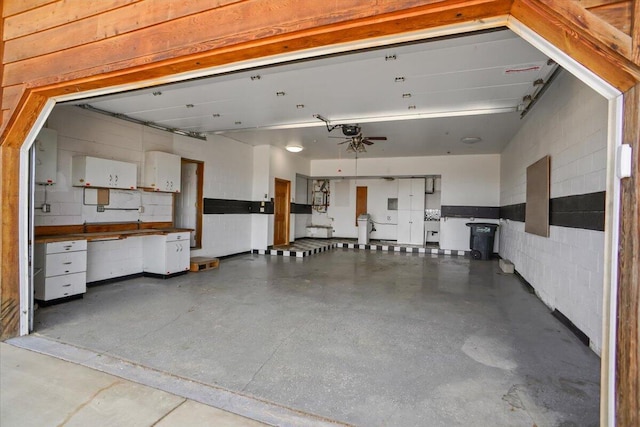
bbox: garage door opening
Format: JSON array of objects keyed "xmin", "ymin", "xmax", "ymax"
[{"xmin": 8, "ymin": 21, "xmax": 615, "ymax": 427}]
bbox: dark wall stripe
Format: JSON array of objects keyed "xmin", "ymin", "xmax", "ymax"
[
  {"xmin": 203, "ymin": 199, "xmax": 311, "ymax": 215},
  {"xmin": 291, "ymin": 203, "xmax": 312, "ymax": 214},
  {"xmin": 204, "ymin": 198, "xmax": 273, "ymax": 214},
  {"xmin": 549, "ymin": 192, "xmax": 605, "ymax": 231},
  {"xmin": 500, "ymin": 203, "xmax": 526, "ymax": 222},
  {"xmin": 441, "ymin": 205, "xmax": 499, "ymax": 219},
  {"xmin": 204, "ymin": 198, "xmax": 254, "ymax": 214},
  {"xmin": 499, "ymin": 191, "xmax": 605, "ymax": 232}
]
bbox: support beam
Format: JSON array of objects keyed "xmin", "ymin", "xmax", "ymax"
[
  {"xmin": 512, "ymin": 0, "xmax": 640, "ymax": 91},
  {"xmin": 633, "ymin": 0, "xmax": 640, "ymax": 63},
  {"xmin": 616, "ymin": 82, "xmax": 640, "ymax": 427}
]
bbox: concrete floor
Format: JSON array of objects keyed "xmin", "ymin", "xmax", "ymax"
[
  {"xmin": 32, "ymin": 249, "xmax": 600, "ymax": 426},
  {"xmin": 1, "ymin": 343, "xmax": 268, "ymax": 427}
]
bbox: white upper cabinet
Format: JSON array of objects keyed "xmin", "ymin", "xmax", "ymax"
[
  {"xmin": 143, "ymin": 151, "xmax": 181, "ymax": 193},
  {"xmin": 72, "ymin": 156, "xmax": 137, "ymax": 189},
  {"xmin": 34, "ymin": 128, "xmax": 58, "ymax": 184},
  {"xmin": 398, "ymin": 178, "xmax": 425, "ymax": 211}
]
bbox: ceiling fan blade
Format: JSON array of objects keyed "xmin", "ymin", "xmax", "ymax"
[
  {"xmin": 363, "ymin": 136, "xmax": 387, "ymax": 140},
  {"xmin": 337, "ymin": 140, "xmax": 350, "ymax": 145},
  {"xmin": 362, "ymin": 139, "xmax": 374, "ymax": 145},
  {"xmin": 329, "ymin": 136, "xmax": 348, "ymax": 139}
]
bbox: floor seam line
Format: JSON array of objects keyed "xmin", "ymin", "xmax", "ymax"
[
  {"xmin": 241, "ymin": 326, "xmax": 300, "ymax": 392},
  {"xmin": 150, "ymin": 398, "xmax": 188, "ymax": 426}
]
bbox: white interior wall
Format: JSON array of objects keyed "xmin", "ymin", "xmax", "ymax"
[
  {"xmin": 312, "ymin": 178, "xmax": 399, "ymax": 240},
  {"xmin": 270, "ymin": 147, "xmax": 311, "ymax": 243},
  {"xmin": 251, "ymin": 145, "xmax": 271, "ymax": 249},
  {"xmin": 499, "ymin": 70, "xmax": 608, "ymax": 354},
  {"xmin": 39, "ymin": 106, "xmax": 258, "ymax": 279},
  {"xmin": 310, "ymin": 155, "xmax": 500, "ymax": 250},
  {"xmin": 294, "ymin": 175, "xmax": 311, "ymax": 239},
  {"xmin": 173, "ymin": 133, "xmax": 254, "ymax": 257}
]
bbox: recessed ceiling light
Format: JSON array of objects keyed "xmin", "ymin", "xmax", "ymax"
[
  {"xmin": 395, "ymin": 77, "xmax": 405, "ymax": 82},
  {"xmin": 276, "ymin": 91, "xmax": 286, "ymax": 97},
  {"xmin": 385, "ymin": 54, "xmax": 397, "ymax": 61},
  {"xmin": 186, "ymin": 104, "xmax": 194, "ymax": 108},
  {"xmin": 461, "ymin": 137, "xmax": 482, "ymax": 144},
  {"xmin": 408, "ymin": 105, "xmax": 416, "ymax": 110},
  {"xmin": 402, "ymin": 93, "xmax": 412, "ymax": 98},
  {"xmin": 296, "ymin": 104, "xmax": 305, "ymax": 109},
  {"xmin": 250, "ymin": 75, "xmax": 261, "ymax": 81},
  {"xmin": 286, "ymin": 145, "xmax": 303, "ymax": 153},
  {"xmin": 152, "ymin": 91, "xmax": 162, "ymax": 96}
]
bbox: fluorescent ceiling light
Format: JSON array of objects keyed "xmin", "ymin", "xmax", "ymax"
[
  {"xmin": 212, "ymin": 106, "xmax": 517, "ymax": 134},
  {"xmin": 286, "ymin": 144, "xmax": 303, "ymax": 153}
]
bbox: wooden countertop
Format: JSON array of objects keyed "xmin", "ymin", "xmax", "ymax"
[{"xmin": 34, "ymin": 228, "xmax": 193, "ymax": 244}]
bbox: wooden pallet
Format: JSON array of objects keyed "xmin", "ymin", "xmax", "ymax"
[{"xmin": 189, "ymin": 257, "xmax": 219, "ymax": 272}]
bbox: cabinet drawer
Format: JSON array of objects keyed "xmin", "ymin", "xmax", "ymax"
[
  {"xmin": 46, "ymin": 240, "xmax": 87, "ymax": 254},
  {"xmin": 35, "ymin": 272, "xmax": 86, "ymax": 300},
  {"xmin": 166, "ymin": 232, "xmax": 190, "ymax": 242},
  {"xmin": 45, "ymin": 251, "xmax": 87, "ymax": 276}
]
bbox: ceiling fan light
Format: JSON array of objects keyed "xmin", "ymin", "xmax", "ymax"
[
  {"xmin": 286, "ymin": 144, "xmax": 303, "ymax": 153},
  {"xmin": 346, "ymin": 145, "xmax": 356, "ymax": 153}
]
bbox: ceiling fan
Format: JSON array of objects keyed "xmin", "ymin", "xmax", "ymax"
[{"xmin": 314, "ymin": 114, "xmax": 387, "ymax": 152}]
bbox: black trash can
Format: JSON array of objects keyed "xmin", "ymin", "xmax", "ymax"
[{"xmin": 466, "ymin": 222, "xmax": 499, "ymax": 260}]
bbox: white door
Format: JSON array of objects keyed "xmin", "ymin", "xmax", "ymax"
[{"xmin": 175, "ymin": 163, "xmax": 198, "ymax": 246}]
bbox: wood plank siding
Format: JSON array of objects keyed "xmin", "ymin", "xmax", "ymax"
[{"xmin": 1, "ymin": 0, "xmax": 639, "ymax": 423}]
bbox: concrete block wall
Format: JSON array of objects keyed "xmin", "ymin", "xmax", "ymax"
[
  {"xmin": 39, "ymin": 105, "xmax": 262, "ymax": 277},
  {"xmin": 38, "ymin": 106, "xmax": 174, "ymax": 226},
  {"xmin": 499, "ymin": 70, "xmax": 608, "ymax": 354},
  {"xmin": 174, "ymin": 133, "xmax": 255, "ymax": 257}
]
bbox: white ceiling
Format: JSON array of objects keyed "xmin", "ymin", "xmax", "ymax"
[{"xmin": 69, "ymin": 29, "xmax": 558, "ymax": 159}]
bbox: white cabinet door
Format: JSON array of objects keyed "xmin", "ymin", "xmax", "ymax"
[
  {"xmin": 164, "ymin": 241, "xmax": 189, "ymax": 274},
  {"xmin": 34, "ymin": 128, "xmax": 57, "ymax": 184},
  {"xmin": 398, "ymin": 178, "xmax": 425, "ymax": 211},
  {"xmin": 410, "ymin": 178, "xmax": 425, "ymax": 211},
  {"xmin": 397, "ymin": 178, "xmax": 426, "ymax": 244},
  {"xmin": 143, "ymin": 151, "xmax": 181, "ymax": 192},
  {"xmin": 72, "ymin": 156, "xmax": 137, "ymax": 189},
  {"xmin": 397, "ymin": 210, "xmax": 411, "ymax": 244},
  {"xmin": 398, "ymin": 179, "xmax": 411, "ymax": 210},
  {"xmin": 143, "ymin": 232, "xmax": 189, "ymax": 275},
  {"xmin": 410, "ymin": 210, "xmax": 425, "ymax": 245},
  {"xmin": 397, "ymin": 210, "xmax": 425, "ymax": 244}
]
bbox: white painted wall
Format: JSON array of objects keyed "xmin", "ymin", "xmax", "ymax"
[
  {"xmin": 173, "ymin": 133, "xmax": 254, "ymax": 257},
  {"xmin": 310, "ymin": 154, "xmax": 500, "ymax": 250},
  {"xmin": 294, "ymin": 175, "xmax": 311, "ymax": 239},
  {"xmin": 499, "ymin": 70, "xmax": 608, "ymax": 354},
  {"xmin": 39, "ymin": 106, "xmax": 260, "ymax": 280},
  {"xmin": 312, "ymin": 178, "xmax": 399, "ymax": 240},
  {"xmin": 270, "ymin": 146, "xmax": 311, "ymax": 244}
]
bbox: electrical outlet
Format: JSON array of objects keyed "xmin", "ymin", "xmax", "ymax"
[
  {"xmin": 41, "ymin": 203, "xmax": 50, "ymax": 213},
  {"xmin": 97, "ymin": 205, "xmax": 105, "ymax": 212},
  {"xmin": 138, "ymin": 206, "xmax": 145, "ymax": 213}
]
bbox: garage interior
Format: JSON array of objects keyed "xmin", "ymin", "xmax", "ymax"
[{"xmin": 8, "ymin": 26, "xmax": 610, "ymax": 426}]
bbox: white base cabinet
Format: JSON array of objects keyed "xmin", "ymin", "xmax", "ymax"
[
  {"xmin": 34, "ymin": 240, "xmax": 87, "ymax": 301},
  {"xmin": 143, "ymin": 232, "xmax": 190, "ymax": 275}
]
